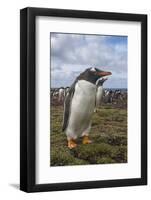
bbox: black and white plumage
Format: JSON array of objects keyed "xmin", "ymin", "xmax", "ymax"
[
  {"xmin": 65, "ymin": 87, "xmax": 70, "ymax": 96},
  {"xmin": 62, "ymin": 67, "xmax": 111, "ymax": 140},
  {"xmin": 58, "ymin": 87, "xmax": 65, "ymax": 102},
  {"xmin": 95, "ymin": 78, "xmax": 108, "ymax": 108}
]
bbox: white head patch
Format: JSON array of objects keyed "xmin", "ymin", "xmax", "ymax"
[{"xmin": 90, "ymin": 67, "xmax": 96, "ymax": 72}]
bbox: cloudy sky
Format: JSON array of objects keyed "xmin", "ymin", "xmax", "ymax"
[{"xmin": 50, "ymin": 33, "xmax": 127, "ymax": 88}]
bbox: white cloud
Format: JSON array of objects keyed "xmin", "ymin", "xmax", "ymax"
[{"xmin": 50, "ymin": 33, "xmax": 127, "ymax": 88}]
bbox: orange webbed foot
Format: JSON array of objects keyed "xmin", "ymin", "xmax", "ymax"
[
  {"xmin": 68, "ymin": 139, "xmax": 77, "ymax": 149},
  {"xmin": 82, "ymin": 135, "xmax": 92, "ymax": 144}
]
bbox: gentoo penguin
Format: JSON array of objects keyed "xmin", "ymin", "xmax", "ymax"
[
  {"xmin": 62, "ymin": 67, "xmax": 112, "ymax": 149},
  {"xmin": 65, "ymin": 87, "xmax": 70, "ymax": 96},
  {"xmin": 52, "ymin": 89, "xmax": 59, "ymax": 100},
  {"xmin": 95, "ymin": 77, "xmax": 108, "ymax": 110},
  {"xmin": 58, "ymin": 87, "xmax": 65, "ymax": 102},
  {"xmin": 107, "ymin": 90, "xmax": 113, "ymax": 103}
]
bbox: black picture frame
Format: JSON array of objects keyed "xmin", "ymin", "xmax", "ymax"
[{"xmin": 20, "ymin": 7, "xmax": 147, "ymax": 192}]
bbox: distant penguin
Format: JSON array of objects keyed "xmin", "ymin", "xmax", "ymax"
[
  {"xmin": 58, "ymin": 87, "xmax": 65, "ymax": 102},
  {"xmin": 95, "ymin": 77, "xmax": 108, "ymax": 110},
  {"xmin": 62, "ymin": 67, "xmax": 112, "ymax": 149},
  {"xmin": 65, "ymin": 87, "xmax": 70, "ymax": 96},
  {"xmin": 52, "ymin": 89, "xmax": 59, "ymax": 100}
]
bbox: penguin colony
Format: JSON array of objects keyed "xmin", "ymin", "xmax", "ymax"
[
  {"xmin": 51, "ymin": 86, "xmax": 127, "ymax": 106},
  {"xmin": 50, "ymin": 68, "xmax": 127, "ymax": 149}
]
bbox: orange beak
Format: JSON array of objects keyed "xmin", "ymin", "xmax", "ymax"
[{"xmin": 97, "ymin": 71, "xmax": 112, "ymax": 77}]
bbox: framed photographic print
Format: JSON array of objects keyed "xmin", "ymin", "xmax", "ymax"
[{"xmin": 20, "ymin": 7, "xmax": 147, "ymax": 192}]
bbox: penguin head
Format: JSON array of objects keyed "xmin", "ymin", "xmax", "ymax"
[{"xmin": 78, "ymin": 67, "xmax": 112, "ymax": 84}]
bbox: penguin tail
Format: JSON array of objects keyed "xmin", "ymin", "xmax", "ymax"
[
  {"xmin": 62, "ymin": 119, "xmax": 67, "ymax": 132},
  {"xmin": 62, "ymin": 125, "xmax": 65, "ymax": 132}
]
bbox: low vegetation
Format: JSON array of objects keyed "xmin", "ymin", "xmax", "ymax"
[{"xmin": 50, "ymin": 104, "xmax": 127, "ymax": 166}]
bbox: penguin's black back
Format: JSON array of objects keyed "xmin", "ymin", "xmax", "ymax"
[{"xmin": 62, "ymin": 80, "xmax": 77, "ymax": 132}]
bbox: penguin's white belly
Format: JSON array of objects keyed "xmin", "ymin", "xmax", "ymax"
[
  {"xmin": 96, "ymin": 86, "xmax": 103, "ymax": 107},
  {"xmin": 66, "ymin": 80, "xmax": 96, "ymax": 139}
]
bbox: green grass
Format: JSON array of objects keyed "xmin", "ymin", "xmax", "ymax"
[{"xmin": 50, "ymin": 105, "xmax": 127, "ymax": 166}]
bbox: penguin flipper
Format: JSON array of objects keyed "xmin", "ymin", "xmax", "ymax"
[{"xmin": 62, "ymin": 83, "xmax": 75, "ymax": 132}]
